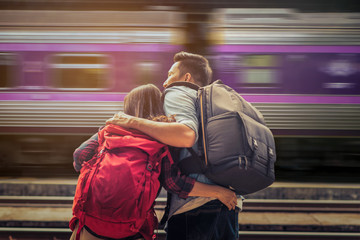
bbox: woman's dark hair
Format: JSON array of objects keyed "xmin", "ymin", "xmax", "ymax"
[
  {"xmin": 174, "ymin": 51, "xmax": 213, "ymax": 87},
  {"xmin": 124, "ymin": 84, "xmax": 164, "ymax": 120}
]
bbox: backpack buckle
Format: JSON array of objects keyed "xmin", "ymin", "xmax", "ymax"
[
  {"xmin": 269, "ymin": 148, "xmax": 274, "ymax": 157},
  {"xmin": 146, "ymin": 163, "xmax": 153, "ymax": 171},
  {"xmin": 97, "ymin": 149, "xmax": 105, "ymax": 157},
  {"xmin": 238, "ymin": 156, "xmax": 248, "ymax": 170},
  {"xmin": 253, "ymin": 139, "xmax": 258, "ymax": 149}
]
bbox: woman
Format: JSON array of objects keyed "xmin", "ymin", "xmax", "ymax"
[{"xmin": 70, "ymin": 84, "xmax": 237, "ymax": 240}]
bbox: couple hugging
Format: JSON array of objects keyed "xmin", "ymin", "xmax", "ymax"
[{"xmin": 70, "ymin": 51, "xmax": 241, "ymax": 240}]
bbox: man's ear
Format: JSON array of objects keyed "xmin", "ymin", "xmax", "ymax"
[{"xmin": 184, "ymin": 73, "xmax": 192, "ymax": 82}]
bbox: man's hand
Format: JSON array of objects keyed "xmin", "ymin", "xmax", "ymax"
[
  {"xmin": 214, "ymin": 186, "xmax": 238, "ymax": 211},
  {"xmin": 189, "ymin": 182, "xmax": 238, "ymax": 211},
  {"xmin": 106, "ymin": 112, "xmax": 134, "ymax": 128},
  {"xmin": 106, "ymin": 111, "xmax": 195, "ymax": 147}
]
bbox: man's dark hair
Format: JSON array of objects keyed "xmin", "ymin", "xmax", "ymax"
[{"xmin": 174, "ymin": 51, "xmax": 212, "ymax": 87}]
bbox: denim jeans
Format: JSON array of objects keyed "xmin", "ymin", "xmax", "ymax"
[{"xmin": 166, "ymin": 200, "xmax": 239, "ymax": 240}]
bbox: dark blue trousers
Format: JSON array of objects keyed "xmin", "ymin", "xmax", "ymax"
[{"xmin": 166, "ymin": 200, "xmax": 239, "ymax": 240}]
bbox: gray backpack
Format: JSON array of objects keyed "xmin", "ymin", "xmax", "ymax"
[{"xmin": 167, "ymin": 80, "xmax": 276, "ymax": 195}]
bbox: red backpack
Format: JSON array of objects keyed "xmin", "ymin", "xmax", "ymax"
[{"xmin": 70, "ymin": 124, "xmax": 172, "ymax": 240}]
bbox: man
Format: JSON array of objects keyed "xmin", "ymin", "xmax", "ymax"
[{"xmin": 107, "ymin": 51, "xmax": 239, "ymax": 240}]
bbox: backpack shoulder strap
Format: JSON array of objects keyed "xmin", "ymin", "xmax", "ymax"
[
  {"xmin": 162, "ymin": 80, "xmax": 226, "ymax": 174},
  {"xmin": 165, "ymin": 81, "xmax": 200, "ymax": 91},
  {"xmin": 165, "ymin": 79, "xmax": 223, "ymax": 90},
  {"xmin": 161, "ymin": 81, "xmax": 200, "ymax": 102},
  {"xmin": 177, "ymin": 148, "xmax": 206, "ymax": 174}
]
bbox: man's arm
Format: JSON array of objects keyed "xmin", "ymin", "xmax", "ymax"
[
  {"xmin": 160, "ymin": 154, "xmax": 237, "ymax": 210},
  {"xmin": 189, "ymin": 182, "xmax": 238, "ymax": 210},
  {"xmin": 106, "ymin": 112, "xmax": 196, "ymax": 148}
]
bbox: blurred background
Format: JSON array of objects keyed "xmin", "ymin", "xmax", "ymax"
[{"xmin": 0, "ymin": 0, "xmax": 360, "ymax": 183}]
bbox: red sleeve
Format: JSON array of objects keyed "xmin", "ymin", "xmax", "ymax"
[{"xmin": 160, "ymin": 155, "xmax": 195, "ymax": 199}]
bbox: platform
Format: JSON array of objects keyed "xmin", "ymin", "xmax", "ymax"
[
  {"xmin": 0, "ymin": 178, "xmax": 360, "ymax": 234},
  {"xmin": 1, "ymin": 178, "xmax": 360, "ymax": 200},
  {"xmin": 0, "ymin": 204, "xmax": 360, "ymax": 232}
]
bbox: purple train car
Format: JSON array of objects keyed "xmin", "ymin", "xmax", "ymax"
[
  {"xmin": 208, "ymin": 9, "xmax": 360, "ymax": 178},
  {"xmin": 0, "ymin": 10, "xmax": 184, "ymax": 175},
  {"xmin": 0, "ymin": 8, "xmax": 359, "ymax": 180}
]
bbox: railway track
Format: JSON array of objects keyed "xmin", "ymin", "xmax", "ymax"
[
  {"xmin": 0, "ymin": 196, "xmax": 359, "ymax": 239},
  {"xmin": 1, "ymin": 228, "xmax": 360, "ymax": 240},
  {"xmin": 1, "ymin": 196, "xmax": 359, "ymax": 213}
]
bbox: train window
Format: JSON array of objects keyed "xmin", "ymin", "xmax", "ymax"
[
  {"xmin": 214, "ymin": 54, "xmax": 242, "ymax": 72},
  {"xmin": 240, "ymin": 55, "xmax": 280, "ymax": 86},
  {"xmin": 243, "ymin": 69, "xmax": 278, "ymax": 84},
  {"xmin": 0, "ymin": 53, "xmax": 16, "ymax": 88},
  {"xmin": 49, "ymin": 54, "xmax": 110, "ymax": 89},
  {"xmin": 134, "ymin": 61, "xmax": 160, "ymax": 85},
  {"xmin": 243, "ymin": 55, "xmax": 278, "ymax": 67}
]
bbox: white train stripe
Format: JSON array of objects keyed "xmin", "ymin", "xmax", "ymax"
[{"xmin": 0, "ymin": 101, "xmax": 359, "ymax": 130}]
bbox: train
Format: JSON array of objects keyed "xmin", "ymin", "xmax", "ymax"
[
  {"xmin": 208, "ymin": 9, "xmax": 360, "ymax": 181},
  {"xmin": 0, "ymin": 9, "xmax": 359, "ymax": 181}
]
